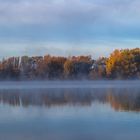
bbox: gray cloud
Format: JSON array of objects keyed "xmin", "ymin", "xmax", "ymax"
[
  {"xmin": 0, "ymin": 0, "xmax": 139, "ymax": 58},
  {"xmin": 0, "ymin": 0, "xmax": 140, "ymax": 26}
]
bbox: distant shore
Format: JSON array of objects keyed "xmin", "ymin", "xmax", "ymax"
[{"xmin": 0, "ymin": 48, "xmax": 139, "ymax": 80}]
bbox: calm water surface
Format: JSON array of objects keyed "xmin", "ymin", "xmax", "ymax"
[{"xmin": 0, "ymin": 81, "xmax": 140, "ymax": 140}]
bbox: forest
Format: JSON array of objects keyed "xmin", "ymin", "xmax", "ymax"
[{"xmin": 0, "ymin": 48, "xmax": 139, "ymax": 80}]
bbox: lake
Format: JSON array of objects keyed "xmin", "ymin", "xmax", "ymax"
[{"xmin": 0, "ymin": 81, "xmax": 140, "ymax": 140}]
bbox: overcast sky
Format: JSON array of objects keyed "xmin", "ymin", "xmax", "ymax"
[{"xmin": 0, "ymin": 0, "xmax": 140, "ymax": 58}]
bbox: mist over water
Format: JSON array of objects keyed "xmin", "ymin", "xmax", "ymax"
[
  {"xmin": 0, "ymin": 80, "xmax": 139, "ymax": 89},
  {"xmin": 0, "ymin": 81, "xmax": 140, "ymax": 140}
]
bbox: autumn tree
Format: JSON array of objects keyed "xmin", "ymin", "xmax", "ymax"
[
  {"xmin": 44, "ymin": 55, "xmax": 66, "ymax": 79},
  {"xmin": 106, "ymin": 48, "xmax": 140, "ymax": 79},
  {"xmin": 64, "ymin": 56, "xmax": 93, "ymax": 79},
  {"xmin": 89, "ymin": 57, "xmax": 107, "ymax": 79}
]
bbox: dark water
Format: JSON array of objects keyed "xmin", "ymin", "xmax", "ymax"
[{"xmin": 0, "ymin": 81, "xmax": 140, "ymax": 140}]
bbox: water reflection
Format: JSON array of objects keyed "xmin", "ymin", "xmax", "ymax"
[{"xmin": 0, "ymin": 88, "xmax": 140, "ymax": 112}]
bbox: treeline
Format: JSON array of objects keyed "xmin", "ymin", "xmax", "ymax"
[{"xmin": 0, "ymin": 48, "xmax": 139, "ymax": 80}]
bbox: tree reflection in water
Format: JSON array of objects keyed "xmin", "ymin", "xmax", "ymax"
[{"xmin": 0, "ymin": 88, "xmax": 140, "ymax": 112}]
